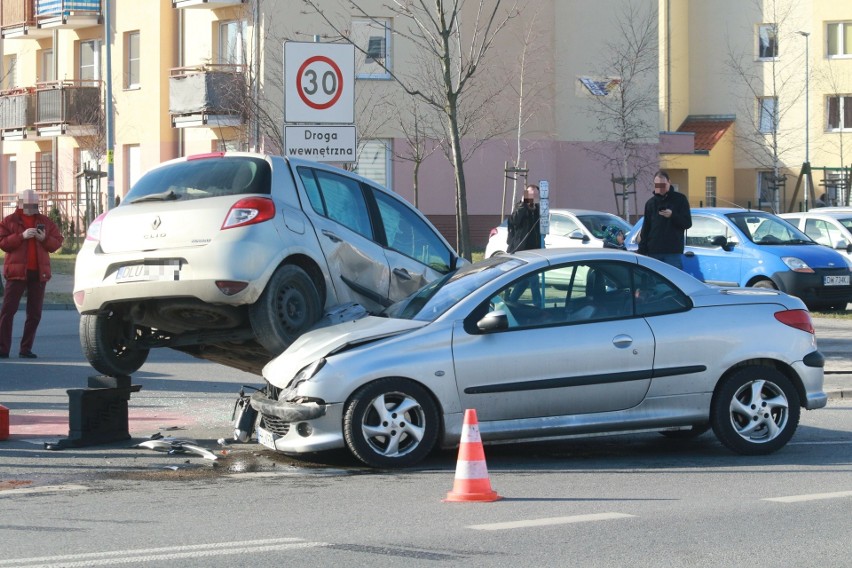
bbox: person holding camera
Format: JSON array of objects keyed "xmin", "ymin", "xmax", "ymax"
[
  {"xmin": 0, "ymin": 189, "xmax": 64, "ymax": 359},
  {"xmin": 638, "ymin": 170, "xmax": 691, "ymax": 270},
  {"xmin": 507, "ymin": 184, "xmax": 541, "ymax": 254}
]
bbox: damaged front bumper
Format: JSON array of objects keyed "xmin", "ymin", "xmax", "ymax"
[{"xmin": 249, "ymin": 390, "xmax": 346, "ymax": 453}]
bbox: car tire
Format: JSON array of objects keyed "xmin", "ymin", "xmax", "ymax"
[
  {"xmin": 249, "ymin": 265, "xmax": 321, "ymax": 355},
  {"xmin": 80, "ymin": 312, "xmax": 150, "ymax": 376},
  {"xmin": 750, "ymin": 279, "xmax": 777, "ymax": 290},
  {"xmin": 658, "ymin": 424, "xmax": 711, "ymax": 439},
  {"xmin": 710, "ymin": 366, "xmax": 800, "ymax": 455},
  {"xmin": 343, "ymin": 378, "xmax": 440, "ymax": 468}
]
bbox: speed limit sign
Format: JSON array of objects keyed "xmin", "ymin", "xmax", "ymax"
[{"xmin": 285, "ymin": 42, "xmax": 354, "ymax": 124}]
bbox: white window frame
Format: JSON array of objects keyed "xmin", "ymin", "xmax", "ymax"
[
  {"xmin": 353, "ymin": 17, "xmax": 392, "ymax": 80},
  {"xmin": 705, "ymin": 177, "xmax": 717, "ymax": 207},
  {"xmin": 827, "ymin": 95, "xmax": 852, "ymax": 132},
  {"xmin": 126, "ymin": 31, "xmax": 140, "ymax": 89},
  {"xmin": 354, "ymin": 139, "xmax": 392, "ymax": 189},
  {"xmin": 40, "ymin": 49, "xmax": 54, "ymax": 83},
  {"xmin": 218, "ymin": 20, "xmax": 247, "ymax": 66},
  {"xmin": 126, "ymin": 144, "xmax": 142, "ymax": 192},
  {"xmin": 757, "ymin": 23, "xmax": 779, "ymax": 60},
  {"xmin": 758, "ymin": 96, "xmax": 778, "ymax": 133},
  {"xmin": 827, "ymin": 22, "xmax": 852, "ymax": 58},
  {"xmin": 6, "ymin": 156, "xmax": 17, "ymax": 196},
  {"xmin": 79, "ymin": 39, "xmax": 101, "ymax": 81}
]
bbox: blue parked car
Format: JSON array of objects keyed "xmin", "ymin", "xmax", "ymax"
[{"xmin": 627, "ymin": 208, "xmax": 852, "ymax": 310}]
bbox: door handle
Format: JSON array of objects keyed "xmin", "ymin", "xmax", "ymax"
[
  {"xmin": 393, "ymin": 267, "xmax": 412, "ymax": 280},
  {"xmin": 612, "ymin": 334, "xmax": 633, "ymax": 348},
  {"xmin": 321, "ymin": 229, "xmax": 342, "ymax": 243}
]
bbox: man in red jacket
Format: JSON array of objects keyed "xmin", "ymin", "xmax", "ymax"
[{"xmin": 0, "ymin": 189, "xmax": 64, "ymax": 359}]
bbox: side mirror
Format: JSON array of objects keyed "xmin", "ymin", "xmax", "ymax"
[
  {"xmin": 568, "ymin": 230, "xmax": 589, "ymax": 242},
  {"xmin": 710, "ymin": 235, "xmax": 728, "ymax": 248},
  {"xmin": 477, "ymin": 310, "xmax": 509, "ymax": 332},
  {"xmin": 836, "ymin": 239, "xmax": 850, "ymax": 252}
]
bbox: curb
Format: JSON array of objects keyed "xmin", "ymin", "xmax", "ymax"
[{"xmin": 826, "ymin": 389, "xmax": 851, "ymax": 400}]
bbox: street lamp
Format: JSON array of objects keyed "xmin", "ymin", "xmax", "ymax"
[{"xmin": 797, "ymin": 30, "xmax": 810, "ymax": 210}]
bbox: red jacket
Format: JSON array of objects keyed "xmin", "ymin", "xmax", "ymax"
[{"xmin": 0, "ymin": 210, "xmax": 64, "ymax": 282}]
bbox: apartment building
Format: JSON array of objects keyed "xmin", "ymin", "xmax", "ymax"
[{"xmin": 1, "ymin": 1, "xmax": 849, "ymax": 249}]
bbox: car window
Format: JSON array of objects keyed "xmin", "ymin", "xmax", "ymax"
[
  {"xmin": 549, "ymin": 214, "xmax": 580, "ymax": 236},
  {"xmin": 124, "ymin": 157, "xmax": 271, "ymax": 203},
  {"xmin": 576, "ymin": 214, "xmax": 632, "ymax": 239},
  {"xmin": 728, "ymin": 212, "xmax": 811, "ymax": 245},
  {"xmin": 372, "ymin": 189, "xmax": 454, "ymax": 273},
  {"xmin": 839, "ymin": 217, "xmax": 852, "ymax": 233},
  {"xmin": 804, "ymin": 219, "xmax": 834, "ymax": 246},
  {"xmin": 686, "ymin": 216, "xmax": 733, "ymax": 248},
  {"xmin": 308, "ymin": 169, "xmax": 373, "ymax": 239},
  {"xmin": 297, "ymin": 167, "xmax": 325, "ymax": 214}
]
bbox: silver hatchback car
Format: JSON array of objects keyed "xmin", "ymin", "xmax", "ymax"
[
  {"xmin": 74, "ymin": 153, "xmax": 461, "ymax": 376},
  {"xmin": 250, "ymin": 249, "xmax": 827, "ymax": 467}
]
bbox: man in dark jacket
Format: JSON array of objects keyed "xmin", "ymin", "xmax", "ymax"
[
  {"xmin": 507, "ymin": 184, "xmax": 541, "ymax": 253},
  {"xmin": 638, "ymin": 171, "xmax": 691, "ymax": 270},
  {"xmin": 0, "ymin": 189, "xmax": 64, "ymax": 359}
]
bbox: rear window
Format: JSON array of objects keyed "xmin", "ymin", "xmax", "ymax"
[{"xmin": 123, "ymin": 157, "xmax": 271, "ymax": 204}]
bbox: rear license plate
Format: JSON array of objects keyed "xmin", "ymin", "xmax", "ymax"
[
  {"xmin": 257, "ymin": 426, "xmax": 276, "ymax": 449},
  {"xmin": 824, "ymin": 275, "xmax": 850, "ymax": 286},
  {"xmin": 116, "ymin": 262, "xmax": 180, "ymax": 283}
]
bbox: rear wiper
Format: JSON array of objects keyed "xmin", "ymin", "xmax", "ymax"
[{"xmin": 130, "ymin": 189, "xmax": 180, "ymax": 204}]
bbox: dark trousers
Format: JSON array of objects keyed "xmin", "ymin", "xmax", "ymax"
[{"xmin": 0, "ymin": 270, "xmax": 46, "ymax": 355}]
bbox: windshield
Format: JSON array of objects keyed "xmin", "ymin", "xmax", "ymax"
[
  {"xmin": 577, "ymin": 213, "xmax": 632, "ymax": 239},
  {"xmin": 123, "ymin": 157, "xmax": 271, "ymax": 204},
  {"xmin": 839, "ymin": 218, "xmax": 852, "ymax": 232},
  {"xmin": 383, "ymin": 256, "xmax": 526, "ymax": 322},
  {"xmin": 727, "ymin": 212, "xmax": 814, "ymax": 245}
]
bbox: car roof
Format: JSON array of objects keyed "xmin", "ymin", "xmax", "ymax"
[{"xmin": 780, "ymin": 210, "xmax": 852, "ymax": 220}]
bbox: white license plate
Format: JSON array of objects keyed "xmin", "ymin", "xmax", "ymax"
[
  {"xmin": 256, "ymin": 426, "xmax": 276, "ymax": 449},
  {"xmin": 824, "ymin": 275, "xmax": 850, "ymax": 286},
  {"xmin": 116, "ymin": 262, "xmax": 180, "ymax": 283}
]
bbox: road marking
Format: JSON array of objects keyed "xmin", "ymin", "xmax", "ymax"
[
  {"xmin": 467, "ymin": 512, "xmax": 635, "ymax": 531},
  {"xmin": 0, "ymin": 484, "xmax": 88, "ymax": 497},
  {"xmin": 788, "ymin": 440, "xmax": 852, "ymax": 445},
  {"xmin": 0, "ymin": 538, "xmax": 328, "ymax": 567},
  {"xmin": 763, "ymin": 490, "xmax": 852, "ymax": 503}
]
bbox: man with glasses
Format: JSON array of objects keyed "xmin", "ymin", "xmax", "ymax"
[{"xmin": 638, "ymin": 170, "xmax": 692, "ymax": 270}]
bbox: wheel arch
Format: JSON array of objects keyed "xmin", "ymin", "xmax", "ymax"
[
  {"xmin": 343, "ymin": 375, "xmax": 447, "ymax": 439},
  {"xmin": 745, "ymin": 275, "xmax": 778, "ymax": 288},
  {"xmin": 713, "ymin": 358, "xmax": 807, "ymax": 409},
  {"xmin": 281, "ymin": 253, "xmax": 327, "ymax": 307}
]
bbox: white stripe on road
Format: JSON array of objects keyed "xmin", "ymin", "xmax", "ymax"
[
  {"xmin": 0, "ymin": 484, "xmax": 87, "ymax": 497},
  {"xmin": 467, "ymin": 512, "xmax": 635, "ymax": 531},
  {"xmin": 1, "ymin": 538, "xmax": 328, "ymax": 568},
  {"xmin": 763, "ymin": 490, "xmax": 852, "ymax": 503}
]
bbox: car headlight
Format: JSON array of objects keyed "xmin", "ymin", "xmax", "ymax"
[
  {"xmin": 287, "ymin": 358, "xmax": 327, "ymax": 389},
  {"xmin": 781, "ymin": 257, "xmax": 815, "ymax": 273}
]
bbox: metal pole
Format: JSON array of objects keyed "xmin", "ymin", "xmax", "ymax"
[
  {"xmin": 798, "ymin": 31, "xmax": 810, "ymax": 210},
  {"xmin": 105, "ymin": 0, "xmax": 115, "ymax": 210}
]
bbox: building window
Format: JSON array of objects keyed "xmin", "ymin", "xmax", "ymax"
[
  {"xmin": 705, "ymin": 177, "xmax": 717, "ymax": 207},
  {"xmin": 3, "ymin": 55, "xmax": 17, "ymax": 90},
  {"xmin": 218, "ymin": 20, "xmax": 247, "ymax": 65},
  {"xmin": 215, "ymin": 139, "xmax": 244, "ymax": 152},
  {"xmin": 354, "ymin": 139, "xmax": 391, "ymax": 188},
  {"xmin": 758, "ymin": 170, "xmax": 782, "ymax": 211},
  {"xmin": 353, "ymin": 18, "xmax": 391, "ymax": 79},
  {"xmin": 758, "ymin": 96, "xmax": 777, "ymax": 133},
  {"xmin": 827, "ymin": 22, "xmax": 852, "ymax": 57},
  {"xmin": 126, "ymin": 32, "xmax": 140, "ymax": 88},
  {"xmin": 40, "ymin": 49, "xmax": 54, "ymax": 83},
  {"xmin": 757, "ymin": 24, "xmax": 778, "ymax": 60},
  {"xmin": 79, "ymin": 39, "xmax": 101, "ymax": 81},
  {"xmin": 5, "ymin": 156, "xmax": 17, "ymax": 196},
  {"xmin": 827, "ymin": 95, "xmax": 852, "ymax": 131},
  {"xmin": 126, "ymin": 145, "xmax": 142, "ymax": 192}
]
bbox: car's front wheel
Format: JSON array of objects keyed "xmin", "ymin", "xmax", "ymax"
[
  {"xmin": 750, "ymin": 278, "xmax": 777, "ymax": 290},
  {"xmin": 710, "ymin": 366, "xmax": 800, "ymax": 455},
  {"xmin": 249, "ymin": 265, "xmax": 321, "ymax": 355},
  {"xmin": 80, "ymin": 312, "xmax": 150, "ymax": 376},
  {"xmin": 344, "ymin": 378, "xmax": 440, "ymax": 468}
]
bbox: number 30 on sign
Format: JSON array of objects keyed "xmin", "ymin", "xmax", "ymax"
[{"xmin": 285, "ymin": 42, "xmax": 354, "ymax": 124}]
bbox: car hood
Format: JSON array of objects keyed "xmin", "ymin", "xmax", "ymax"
[
  {"xmin": 262, "ymin": 316, "xmax": 428, "ymax": 386},
  {"xmin": 755, "ymin": 243, "xmax": 849, "ymax": 268}
]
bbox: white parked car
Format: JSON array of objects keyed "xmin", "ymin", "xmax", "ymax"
[
  {"xmin": 779, "ymin": 209, "xmax": 852, "ymax": 260},
  {"xmin": 249, "ymin": 249, "xmax": 826, "ymax": 467},
  {"xmin": 484, "ymin": 208, "xmax": 632, "ymax": 257},
  {"xmin": 73, "ymin": 153, "xmax": 461, "ymax": 376}
]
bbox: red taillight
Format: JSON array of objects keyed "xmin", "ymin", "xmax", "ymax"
[
  {"xmin": 489, "ymin": 227, "xmax": 498, "ymax": 238},
  {"xmin": 187, "ymin": 152, "xmax": 225, "ymax": 161},
  {"xmin": 86, "ymin": 212, "xmax": 108, "ymax": 242},
  {"xmin": 221, "ymin": 197, "xmax": 276, "ymax": 229},
  {"xmin": 774, "ymin": 309, "xmax": 814, "ymax": 334},
  {"xmin": 215, "ymin": 281, "xmax": 249, "ymax": 296}
]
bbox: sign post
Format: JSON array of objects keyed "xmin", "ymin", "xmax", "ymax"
[{"xmin": 538, "ymin": 180, "xmax": 550, "ymax": 247}]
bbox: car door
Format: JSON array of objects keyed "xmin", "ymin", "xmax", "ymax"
[
  {"xmin": 452, "ymin": 260, "xmax": 655, "ymax": 421},
  {"xmin": 295, "ymin": 166, "xmax": 391, "ymax": 312},
  {"xmin": 371, "ymin": 187, "xmax": 456, "ymax": 300},
  {"xmin": 684, "ymin": 214, "xmax": 742, "ymax": 286},
  {"xmin": 546, "ymin": 213, "xmax": 591, "ymax": 248}
]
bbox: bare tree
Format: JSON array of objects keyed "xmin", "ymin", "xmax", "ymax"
[
  {"xmin": 581, "ymin": 0, "xmax": 659, "ymax": 221},
  {"xmin": 392, "ymin": 96, "xmax": 443, "ymax": 208},
  {"xmin": 301, "ymin": 0, "xmax": 520, "ymax": 260},
  {"xmin": 724, "ymin": 0, "xmax": 806, "ymax": 212}
]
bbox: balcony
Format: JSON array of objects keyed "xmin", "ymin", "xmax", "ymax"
[
  {"xmin": 172, "ymin": 0, "xmax": 244, "ymax": 9},
  {"xmin": 169, "ymin": 65, "xmax": 245, "ymax": 128},
  {"xmin": 1, "ymin": 0, "xmax": 51, "ymax": 38},
  {"xmin": 34, "ymin": 80, "xmax": 101, "ymax": 137},
  {"xmin": 0, "ymin": 88, "xmax": 40, "ymax": 140},
  {"xmin": 35, "ymin": 0, "xmax": 100, "ymax": 30}
]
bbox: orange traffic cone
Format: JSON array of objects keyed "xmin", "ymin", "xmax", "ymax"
[{"xmin": 444, "ymin": 408, "xmax": 501, "ymax": 502}]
